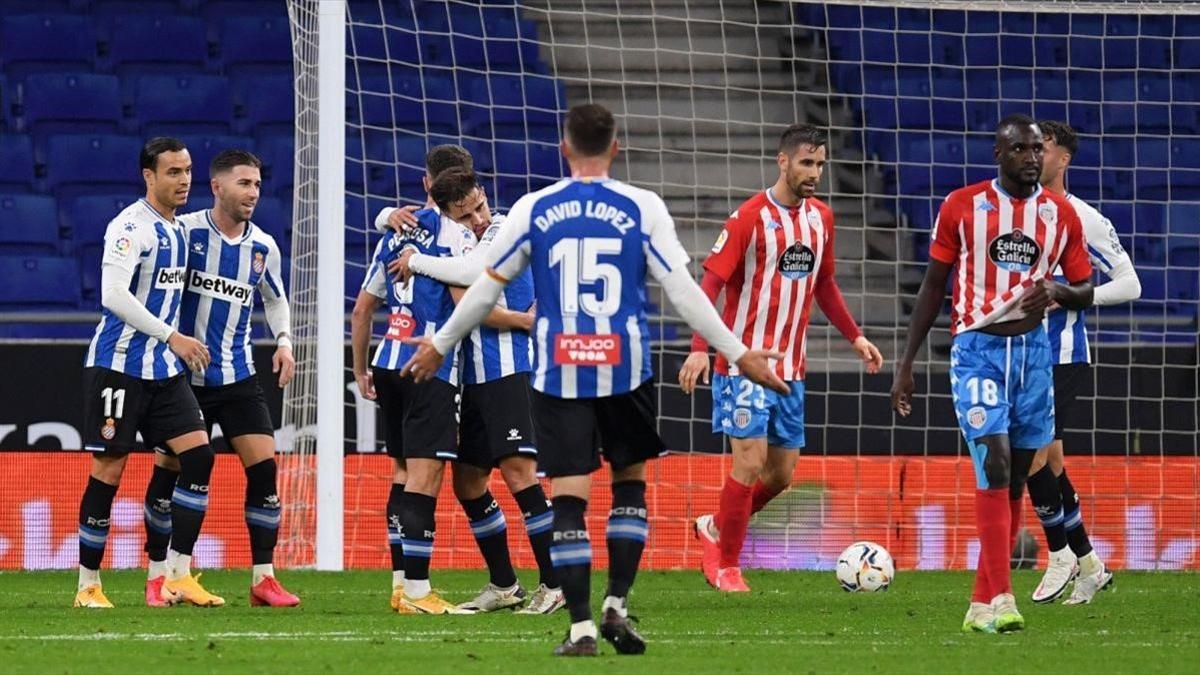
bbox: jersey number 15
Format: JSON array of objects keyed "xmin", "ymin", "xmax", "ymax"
[{"xmin": 549, "ymin": 237, "xmax": 622, "ymax": 318}]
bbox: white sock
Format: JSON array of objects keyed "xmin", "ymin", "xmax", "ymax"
[
  {"xmin": 148, "ymin": 560, "xmax": 169, "ymax": 580},
  {"xmin": 170, "ymin": 552, "xmax": 192, "ymax": 580},
  {"xmin": 601, "ymin": 595, "xmax": 627, "ymax": 617},
  {"xmin": 78, "ymin": 566, "xmax": 101, "ymax": 591},
  {"xmin": 404, "ymin": 577, "xmax": 431, "ymax": 599},
  {"xmin": 392, "ymin": 570, "xmax": 405, "ymax": 590},
  {"xmin": 252, "ymin": 564, "xmax": 274, "ymax": 586},
  {"xmin": 570, "ymin": 620, "xmax": 597, "ymax": 642},
  {"xmin": 1079, "ymin": 551, "xmax": 1103, "ymax": 576}
]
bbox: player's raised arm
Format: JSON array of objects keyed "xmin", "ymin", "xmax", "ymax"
[
  {"xmin": 402, "ymin": 193, "xmax": 535, "ymax": 381},
  {"xmin": 641, "ymin": 193, "xmax": 789, "ymax": 395}
]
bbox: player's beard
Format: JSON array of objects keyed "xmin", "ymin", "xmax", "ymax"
[{"xmin": 786, "ymin": 172, "xmax": 817, "ymax": 200}]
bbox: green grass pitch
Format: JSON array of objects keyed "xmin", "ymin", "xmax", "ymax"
[{"xmin": 1, "ymin": 569, "xmax": 1196, "ymax": 673}]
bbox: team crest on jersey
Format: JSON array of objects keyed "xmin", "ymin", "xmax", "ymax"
[
  {"xmin": 123, "ymin": 222, "xmax": 137, "ymax": 232},
  {"xmin": 733, "ymin": 408, "xmax": 752, "ymax": 429},
  {"xmin": 1038, "ymin": 203, "xmax": 1057, "ymax": 228},
  {"xmin": 988, "ymin": 229, "xmax": 1041, "ymax": 272},
  {"xmin": 100, "ymin": 417, "xmax": 116, "ymax": 440},
  {"xmin": 778, "ymin": 242, "xmax": 816, "ymax": 280},
  {"xmin": 967, "ymin": 406, "xmax": 987, "ymax": 430},
  {"xmin": 806, "ymin": 210, "xmax": 822, "ymax": 230},
  {"xmin": 252, "ymin": 251, "xmax": 265, "ymax": 274},
  {"xmin": 711, "ymin": 229, "xmax": 729, "ymax": 253}
]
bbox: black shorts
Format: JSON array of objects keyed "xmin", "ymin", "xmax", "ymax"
[
  {"xmin": 530, "ymin": 379, "xmax": 666, "ymax": 478},
  {"xmin": 193, "ymin": 375, "xmax": 275, "ymax": 442},
  {"xmin": 372, "ymin": 367, "xmax": 459, "ymax": 461},
  {"xmin": 458, "ymin": 373, "xmax": 537, "ymax": 469},
  {"xmin": 1053, "ymin": 362, "xmax": 1092, "ymax": 439},
  {"xmin": 83, "ymin": 367, "xmax": 206, "ymax": 455}
]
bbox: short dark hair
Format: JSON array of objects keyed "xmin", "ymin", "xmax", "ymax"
[
  {"xmin": 995, "ymin": 113, "xmax": 1039, "ymax": 142},
  {"xmin": 425, "ymin": 144, "xmax": 473, "ymax": 178},
  {"xmin": 428, "ymin": 167, "xmax": 480, "ymax": 212},
  {"xmin": 778, "ymin": 123, "xmax": 827, "ymax": 155},
  {"xmin": 1039, "ymin": 119, "xmax": 1079, "ymax": 156},
  {"xmin": 210, "ymin": 149, "xmax": 262, "ymax": 176},
  {"xmin": 564, "ymin": 103, "xmax": 616, "ymax": 157},
  {"xmin": 140, "ymin": 136, "xmax": 187, "ymax": 171}
]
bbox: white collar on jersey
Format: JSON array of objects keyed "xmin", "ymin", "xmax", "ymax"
[
  {"xmin": 139, "ymin": 198, "xmax": 179, "ymax": 225},
  {"xmin": 204, "ymin": 209, "xmax": 253, "ymax": 244},
  {"xmin": 991, "ymin": 178, "xmax": 1042, "ymax": 202},
  {"xmin": 764, "ymin": 186, "xmax": 803, "ymax": 211}
]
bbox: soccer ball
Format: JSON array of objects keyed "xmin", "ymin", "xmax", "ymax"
[{"xmin": 835, "ymin": 541, "xmax": 895, "ymax": 592}]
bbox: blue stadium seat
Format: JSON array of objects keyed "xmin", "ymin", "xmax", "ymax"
[
  {"xmin": 0, "ymin": 195, "xmax": 60, "ymax": 254},
  {"xmin": 22, "ymin": 73, "xmax": 122, "ymax": 137},
  {"xmin": 251, "ymin": 196, "xmax": 291, "ymax": 254},
  {"xmin": 199, "ymin": 0, "xmax": 285, "ymax": 21},
  {"xmin": 134, "ymin": 74, "xmax": 233, "ymax": 135},
  {"xmin": 233, "ymin": 73, "xmax": 293, "ymax": 136},
  {"xmin": 65, "ymin": 193, "xmax": 137, "ymax": 250},
  {"xmin": 1000, "ymin": 70, "xmax": 1033, "ymax": 102},
  {"xmin": 1172, "ymin": 169, "xmax": 1200, "ymax": 200},
  {"xmin": 0, "ymin": 73, "xmax": 9, "ymax": 130},
  {"xmin": 999, "ymin": 35, "xmax": 1034, "ymax": 68},
  {"xmin": 0, "ymin": 15, "xmax": 97, "ymax": 78},
  {"xmin": 461, "ymin": 73, "xmax": 563, "ymax": 139},
  {"xmin": 1139, "ymin": 37, "xmax": 1172, "ymax": 70},
  {"xmin": 178, "ymin": 134, "xmax": 256, "ymax": 186},
  {"xmin": 256, "ymin": 134, "xmax": 295, "ymax": 197},
  {"xmin": 104, "ymin": 15, "xmax": 208, "ymax": 76},
  {"xmin": 91, "ymin": 0, "xmax": 180, "ymax": 15},
  {"xmin": 0, "ymin": 256, "xmax": 81, "ymax": 308},
  {"xmin": 1169, "ymin": 203, "xmax": 1200, "ymax": 236},
  {"xmin": 0, "ymin": 135, "xmax": 36, "ymax": 193},
  {"xmin": 861, "ymin": 97, "xmax": 897, "ymax": 130},
  {"xmin": 44, "ymin": 134, "xmax": 144, "ymax": 199},
  {"xmin": 1172, "ymin": 139, "xmax": 1200, "ymax": 170},
  {"xmin": 218, "ymin": 17, "xmax": 292, "ymax": 71},
  {"xmin": 1176, "ymin": 38, "xmax": 1200, "ymax": 69}
]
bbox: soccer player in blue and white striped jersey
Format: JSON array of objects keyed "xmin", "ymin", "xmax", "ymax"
[
  {"xmin": 141, "ymin": 149, "xmax": 299, "ymax": 608},
  {"xmin": 403, "ymin": 105, "xmax": 786, "ymax": 656},
  {"xmin": 1026, "ymin": 121, "xmax": 1140, "ymax": 605},
  {"xmin": 76, "ymin": 137, "xmax": 219, "ymax": 609},
  {"xmin": 351, "ymin": 145, "xmax": 479, "ymax": 615},
  {"xmin": 394, "ymin": 167, "xmax": 562, "ymax": 615}
]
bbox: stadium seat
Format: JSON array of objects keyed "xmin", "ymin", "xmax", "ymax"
[
  {"xmin": 134, "ymin": 74, "xmax": 233, "ymax": 135},
  {"xmin": 65, "ymin": 193, "xmax": 138, "ymax": 250},
  {"xmin": 0, "ymin": 256, "xmax": 81, "ymax": 308},
  {"xmin": 91, "ymin": 0, "xmax": 180, "ymax": 15},
  {"xmin": 233, "ymin": 73, "xmax": 294, "ymax": 136},
  {"xmin": 44, "ymin": 134, "xmax": 144, "ymax": 199},
  {"xmin": 218, "ymin": 17, "xmax": 292, "ymax": 71},
  {"xmin": 178, "ymin": 134, "xmax": 256, "ymax": 186},
  {"xmin": 1168, "ymin": 203, "xmax": 1200, "ymax": 236},
  {"xmin": 0, "ymin": 73, "xmax": 9, "ymax": 130},
  {"xmin": 251, "ymin": 196, "xmax": 291, "ymax": 253},
  {"xmin": 1176, "ymin": 38, "xmax": 1200, "ymax": 69},
  {"xmin": 0, "ymin": 195, "xmax": 60, "ymax": 254},
  {"xmin": 104, "ymin": 15, "xmax": 208, "ymax": 76},
  {"xmin": 0, "ymin": 135, "xmax": 36, "ymax": 193},
  {"xmin": 1139, "ymin": 37, "xmax": 1172, "ymax": 70},
  {"xmin": 0, "ymin": 15, "xmax": 97, "ymax": 78},
  {"xmin": 21, "ymin": 73, "xmax": 122, "ymax": 137}
]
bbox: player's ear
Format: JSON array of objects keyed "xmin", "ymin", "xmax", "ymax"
[
  {"xmin": 560, "ymin": 139, "xmax": 570, "ymax": 160},
  {"xmin": 142, "ymin": 167, "xmax": 154, "ymax": 186},
  {"xmin": 422, "ymin": 175, "xmax": 431, "ymax": 193},
  {"xmin": 609, "ymin": 137, "xmax": 619, "ymax": 159}
]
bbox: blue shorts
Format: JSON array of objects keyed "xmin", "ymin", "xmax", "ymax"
[
  {"xmin": 951, "ymin": 325, "xmax": 1056, "ymax": 487},
  {"xmin": 711, "ymin": 374, "xmax": 805, "ymax": 449}
]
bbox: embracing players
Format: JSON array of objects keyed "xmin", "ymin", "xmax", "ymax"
[
  {"xmin": 403, "ymin": 104, "xmax": 786, "ymax": 656},
  {"xmin": 891, "ymin": 114, "xmax": 1094, "ymax": 633},
  {"xmin": 140, "ymin": 149, "xmax": 299, "ymax": 608},
  {"xmin": 678, "ymin": 123, "xmax": 884, "ymax": 592},
  {"xmin": 76, "ymin": 137, "xmax": 216, "ymax": 608},
  {"xmin": 390, "ymin": 168, "xmax": 563, "ymax": 614},
  {"xmin": 351, "ymin": 145, "xmax": 477, "ymax": 614},
  {"xmin": 1026, "ymin": 121, "xmax": 1137, "ymax": 605}
]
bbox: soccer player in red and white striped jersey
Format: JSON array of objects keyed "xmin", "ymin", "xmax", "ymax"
[
  {"xmin": 679, "ymin": 124, "xmax": 884, "ymax": 592},
  {"xmin": 892, "ymin": 114, "xmax": 1094, "ymax": 633}
]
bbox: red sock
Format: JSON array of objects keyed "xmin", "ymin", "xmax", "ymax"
[
  {"xmin": 716, "ymin": 476, "xmax": 753, "ymax": 569},
  {"xmin": 976, "ymin": 488, "xmax": 1012, "ymax": 598},
  {"xmin": 749, "ymin": 480, "xmax": 785, "ymax": 516},
  {"xmin": 1009, "ymin": 497, "xmax": 1023, "ymax": 549},
  {"xmin": 971, "ymin": 564, "xmax": 992, "ymax": 603}
]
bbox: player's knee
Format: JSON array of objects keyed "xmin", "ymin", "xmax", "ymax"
[
  {"xmin": 611, "ymin": 462, "xmax": 646, "ymax": 484},
  {"xmin": 451, "ymin": 466, "xmax": 488, "ymax": 501},
  {"xmin": 498, "ymin": 457, "xmax": 537, "ymax": 492},
  {"xmin": 180, "ymin": 443, "xmax": 215, "ymax": 471},
  {"xmin": 982, "ymin": 446, "xmax": 1010, "ymax": 489},
  {"xmin": 91, "ymin": 454, "xmax": 127, "ymax": 484}
]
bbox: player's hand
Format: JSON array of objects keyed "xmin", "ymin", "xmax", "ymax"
[
  {"xmin": 355, "ymin": 370, "xmax": 376, "ymax": 400},
  {"xmin": 1019, "ymin": 279, "xmax": 1054, "ymax": 314},
  {"xmin": 399, "ymin": 337, "xmax": 446, "ymax": 383},
  {"xmin": 168, "ymin": 332, "xmax": 210, "ymax": 372},
  {"xmin": 733, "ymin": 350, "xmax": 789, "ymax": 395},
  {"xmin": 852, "ymin": 336, "xmax": 884, "ymax": 374},
  {"xmin": 388, "ymin": 248, "xmax": 416, "ymax": 283},
  {"xmin": 518, "ymin": 304, "xmax": 536, "ymax": 332},
  {"xmin": 272, "ymin": 345, "xmax": 295, "ymax": 388},
  {"xmin": 387, "ymin": 204, "xmax": 421, "ymax": 234},
  {"xmin": 890, "ymin": 366, "xmax": 915, "ymax": 417},
  {"xmin": 677, "ymin": 351, "xmax": 711, "ymax": 395}
]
